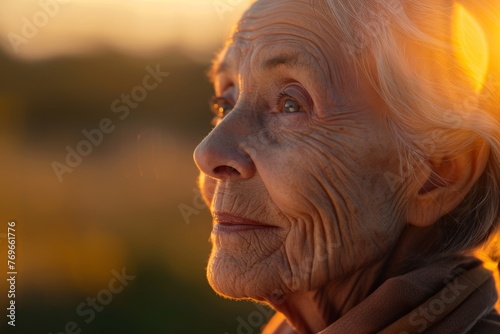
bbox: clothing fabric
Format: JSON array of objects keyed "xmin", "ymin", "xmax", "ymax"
[{"xmin": 262, "ymin": 257, "xmax": 500, "ymax": 333}]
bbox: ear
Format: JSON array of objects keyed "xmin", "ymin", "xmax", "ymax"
[{"xmin": 406, "ymin": 137, "xmax": 490, "ymax": 227}]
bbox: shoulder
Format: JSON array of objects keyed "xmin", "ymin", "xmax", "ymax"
[{"xmin": 468, "ymin": 310, "xmax": 500, "ymax": 334}]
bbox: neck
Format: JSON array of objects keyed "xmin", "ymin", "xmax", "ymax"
[
  {"xmin": 267, "ymin": 226, "xmax": 438, "ymax": 334},
  {"xmin": 270, "ymin": 258, "xmax": 388, "ymax": 334}
]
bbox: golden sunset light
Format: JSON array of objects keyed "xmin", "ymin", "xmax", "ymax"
[
  {"xmin": 453, "ymin": 4, "xmax": 490, "ymax": 92},
  {"xmin": 1, "ymin": 1, "xmax": 499, "ymax": 333},
  {"xmin": 0, "ymin": 0, "xmax": 248, "ymax": 60}
]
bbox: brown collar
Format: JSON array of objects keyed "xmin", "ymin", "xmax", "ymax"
[{"xmin": 262, "ymin": 258, "xmax": 498, "ymax": 334}]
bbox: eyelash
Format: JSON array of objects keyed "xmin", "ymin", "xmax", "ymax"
[{"xmin": 209, "ymin": 88, "xmax": 307, "ymax": 125}]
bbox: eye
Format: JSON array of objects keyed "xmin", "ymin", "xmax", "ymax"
[
  {"xmin": 209, "ymin": 96, "xmax": 234, "ymax": 125},
  {"xmin": 278, "ymin": 93, "xmax": 303, "ymax": 114},
  {"xmin": 277, "ymin": 87, "xmax": 310, "ymax": 114},
  {"xmin": 282, "ymin": 98, "xmax": 302, "ymax": 113}
]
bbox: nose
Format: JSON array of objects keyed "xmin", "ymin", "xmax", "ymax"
[{"xmin": 193, "ymin": 118, "xmax": 256, "ymax": 181}]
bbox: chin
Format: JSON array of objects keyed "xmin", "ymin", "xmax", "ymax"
[{"xmin": 206, "ymin": 246, "xmax": 288, "ymax": 303}]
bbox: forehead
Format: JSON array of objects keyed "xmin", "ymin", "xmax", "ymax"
[
  {"xmin": 211, "ymin": 0, "xmax": 358, "ymax": 92},
  {"xmin": 231, "ymin": 0, "xmax": 330, "ymax": 61},
  {"xmin": 235, "ymin": 0, "xmax": 323, "ymax": 38}
]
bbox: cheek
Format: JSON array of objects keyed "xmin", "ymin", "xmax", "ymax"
[
  {"xmin": 258, "ymin": 120, "xmax": 403, "ymax": 218},
  {"xmin": 256, "ymin": 132, "xmax": 359, "ymax": 216},
  {"xmin": 254, "ymin": 125, "xmax": 405, "ymax": 284}
]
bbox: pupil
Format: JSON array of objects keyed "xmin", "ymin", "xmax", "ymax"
[{"xmin": 285, "ymin": 100, "xmax": 299, "ymax": 112}]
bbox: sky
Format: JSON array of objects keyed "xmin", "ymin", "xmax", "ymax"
[{"xmin": 0, "ymin": 0, "xmax": 250, "ymax": 61}]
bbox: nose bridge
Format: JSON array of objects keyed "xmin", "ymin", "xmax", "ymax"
[
  {"xmin": 193, "ymin": 107, "xmax": 257, "ymax": 180},
  {"xmin": 206, "ymin": 106, "xmax": 256, "ymax": 155}
]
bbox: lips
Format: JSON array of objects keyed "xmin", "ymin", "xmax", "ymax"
[{"xmin": 212, "ymin": 212, "xmax": 277, "ymax": 233}]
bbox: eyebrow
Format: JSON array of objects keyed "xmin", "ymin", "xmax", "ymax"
[
  {"xmin": 261, "ymin": 54, "xmax": 300, "ymax": 70},
  {"xmin": 208, "ymin": 53, "xmax": 301, "ymax": 82}
]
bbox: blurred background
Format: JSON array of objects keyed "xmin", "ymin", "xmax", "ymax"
[{"xmin": 0, "ymin": 0, "xmax": 272, "ymax": 333}]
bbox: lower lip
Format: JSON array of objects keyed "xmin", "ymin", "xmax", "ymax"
[{"xmin": 213, "ymin": 223, "xmax": 276, "ymax": 234}]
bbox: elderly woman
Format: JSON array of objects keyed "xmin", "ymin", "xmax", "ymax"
[{"xmin": 193, "ymin": 0, "xmax": 500, "ymax": 333}]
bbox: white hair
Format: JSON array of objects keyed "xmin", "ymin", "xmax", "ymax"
[{"xmin": 316, "ymin": 0, "xmax": 500, "ymax": 262}]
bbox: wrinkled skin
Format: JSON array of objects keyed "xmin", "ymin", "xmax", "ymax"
[{"xmin": 194, "ymin": 0, "xmax": 415, "ymax": 332}]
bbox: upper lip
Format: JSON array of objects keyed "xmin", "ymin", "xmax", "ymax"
[{"xmin": 213, "ymin": 211, "xmax": 272, "ymax": 227}]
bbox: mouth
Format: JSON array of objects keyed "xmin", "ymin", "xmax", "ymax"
[{"xmin": 212, "ymin": 212, "xmax": 278, "ymax": 234}]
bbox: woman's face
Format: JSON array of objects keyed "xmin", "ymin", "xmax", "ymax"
[{"xmin": 194, "ymin": 0, "xmax": 408, "ymax": 301}]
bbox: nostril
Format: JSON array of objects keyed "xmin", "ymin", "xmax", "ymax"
[{"xmin": 213, "ymin": 165, "xmax": 240, "ymax": 177}]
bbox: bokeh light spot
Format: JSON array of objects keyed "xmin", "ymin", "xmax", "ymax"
[{"xmin": 453, "ymin": 4, "xmax": 489, "ymax": 92}]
